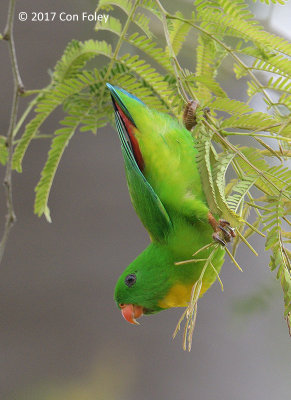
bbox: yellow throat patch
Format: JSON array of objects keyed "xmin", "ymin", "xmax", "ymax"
[{"xmin": 158, "ymin": 282, "xmax": 208, "ymax": 309}]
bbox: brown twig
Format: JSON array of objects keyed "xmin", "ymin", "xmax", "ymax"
[
  {"xmin": 0, "ymin": 0, "xmax": 23, "ymax": 263},
  {"xmin": 155, "ymin": 0, "xmax": 196, "ymax": 103}
]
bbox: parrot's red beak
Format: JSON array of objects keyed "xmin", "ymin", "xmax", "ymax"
[{"xmin": 119, "ymin": 304, "xmax": 144, "ymax": 325}]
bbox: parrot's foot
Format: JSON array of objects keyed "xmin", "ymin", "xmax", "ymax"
[
  {"xmin": 208, "ymin": 213, "xmax": 236, "ymax": 246},
  {"xmin": 183, "ymin": 100, "xmax": 212, "ymax": 131},
  {"xmin": 212, "ymin": 220, "xmax": 236, "ymax": 246},
  {"xmin": 183, "ymin": 100, "xmax": 199, "ymax": 131}
]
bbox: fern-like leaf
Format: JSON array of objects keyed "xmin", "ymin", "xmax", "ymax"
[
  {"xmin": 251, "ymin": 0, "xmax": 287, "ymax": 5},
  {"xmin": 97, "ymin": 0, "xmax": 132, "ymax": 14},
  {"xmin": 188, "ymin": 75, "xmax": 227, "ymax": 98},
  {"xmin": 53, "ymin": 40, "xmax": 112, "ymax": 83},
  {"xmin": 168, "ymin": 11, "xmax": 192, "ymax": 56},
  {"xmin": 34, "ymin": 115, "xmax": 85, "ymax": 220},
  {"xmin": 126, "ymin": 33, "xmax": 174, "ymax": 74},
  {"xmin": 208, "ymin": 97, "xmax": 253, "ymax": 114},
  {"xmin": 195, "ymin": 125, "xmax": 220, "ymax": 215},
  {"xmin": 13, "ymin": 48, "xmax": 113, "ymax": 173},
  {"xmin": 134, "ymin": 12, "xmax": 152, "ymax": 38},
  {"xmin": 227, "ymin": 175, "xmax": 258, "ymax": 212},
  {"xmin": 199, "ymin": 7, "xmax": 291, "ymax": 57},
  {"xmin": 195, "ymin": 34, "xmax": 227, "ymax": 103},
  {"xmin": 221, "ymin": 112, "xmax": 278, "ymax": 131},
  {"xmin": 117, "ymin": 53, "xmax": 176, "ymax": 113},
  {"xmin": 262, "ymin": 195, "xmax": 291, "ymax": 330},
  {"xmin": 212, "ymin": 152, "xmax": 242, "ymax": 226},
  {"xmin": 97, "ymin": 0, "xmax": 153, "ymax": 37},
  {"xmin": 95, "ymin": 16, "xmax": 122, "ymax": 35}
]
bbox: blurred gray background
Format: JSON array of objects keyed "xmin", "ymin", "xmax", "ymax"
[{"xmin": 0, "ymin": 0, "xmax": 290, "ymax": 399}]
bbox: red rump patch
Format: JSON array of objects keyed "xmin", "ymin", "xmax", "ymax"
[{"xmin": 115, "ymin": 103, "xmax": 145, "ymax": 171}]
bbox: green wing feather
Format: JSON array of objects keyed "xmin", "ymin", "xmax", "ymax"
[{"xmin": 114, "ymin": 111, "xmax": 173, "ymax": 243}]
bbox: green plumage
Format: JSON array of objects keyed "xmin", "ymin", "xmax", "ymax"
[{"xmin": 107, "ymin": 84, "xmax": 224, "ymax": 317}]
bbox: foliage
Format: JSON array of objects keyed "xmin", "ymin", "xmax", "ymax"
[{"xmin": 3, "ymin": 0, "xmax": 290, "ymax": 346}]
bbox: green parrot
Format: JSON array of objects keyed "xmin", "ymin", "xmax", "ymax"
[{"xmin": 106, "ymin": 83, "xmax": 234, "ymax": 325}]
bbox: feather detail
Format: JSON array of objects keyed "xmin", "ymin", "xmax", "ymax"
[{"xmin": 115, "ymin": 102, "xmax": 145, "ymax": 171}]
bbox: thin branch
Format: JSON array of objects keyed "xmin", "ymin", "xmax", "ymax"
[
  {"xmin": 98, "ymin": 0, "xmax": 141, "ymax": 106},
  {"xmin": 224, "ymin": 246, "xmax": 243, "ymax": 272},
  {"xmin": 157, "ymin": 3, "xmax": 192, "ymax": 102},
  {"xmin": 3, "ymin": 0, "xmax": 24, "ymax": 93},
  {"xmin": 282, "ymin": 216, "xmax": 291, "ymax": 227},
  {"xmin": 0, "ymin": 0, "xmax": 23, "ymax": 264},
  {"xmin": 235, "ymin": 230, "xmax": 258, "ymax": 256},
  {"xmin": 155, "ymin": 0, "xmax": 198, "ymax": 103},
  {"xmin": 223, "ymin": 131, "xmax": 291, "ymax": 142},
  {"xmin": 13, "ymin": 133, "xmax": 54, "ymax": 145}
]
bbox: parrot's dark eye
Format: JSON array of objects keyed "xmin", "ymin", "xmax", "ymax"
[{"xmin": 125, "ymin": 273, "xmax": 136, "ymax": 287}]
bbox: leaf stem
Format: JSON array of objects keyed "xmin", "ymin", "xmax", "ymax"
[
  {"xmin": 12, "ymin": 91, "xmax": 46, "ymax": 138},
  {"xmin": 224, "ymin": 246, "xmax": 243, "ymax": 272},
  {"xmin": 155, "ymin": 0, "xmax": 196, "ymax": 103},
  {"xmin": 98, "ymin": 0, "xmax": 141, "ymax": 104},
  {"xmin": 236, "ymin": 230, "xmax": 258, "ymax": 256},
  {"xmin": 223, "ymin": 131, "xmax": 290, "ymax": 142}
]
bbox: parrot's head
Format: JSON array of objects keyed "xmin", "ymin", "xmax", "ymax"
[{"xmin": 114, "ymin": 244, "xmax": 175, "ymax": 325}]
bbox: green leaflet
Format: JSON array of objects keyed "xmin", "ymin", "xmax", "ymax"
[
  {"xmin": 96, "ymin": 0, "xmax": 132, "ymax": 14},
  {"xmin": 34, "ymin": 122, "xmax": 79, "ymax": 221},
  {"xmin": 195, "ymin": 126, "xmax": 220, "ymax": 216},
  {"xmin": 126, "ymin": 33, "xmax": 174, "ymax": 74},
  {"xmin": 34, "ymin": 107, "xmax": 97, "ymax": 220},
  {"xmin": 13, "ymin": 68, "xmax": 109, "ymax": 172},
  {"xmin": 117, "ymin": 53, "xmax": 177, "ymax": 114},
  {"xmin": 207, "ymin": 98, "xmax": 253, "ymax": 115},
  {"xmin": 188, "ymin": 76, "xmax": 227, "ymax": 98},
  {"xmin": 221, "ymin": 112, "xmax": 278, "ymax": 130},
  {"xmin": 227, "ymin": 175, "xmax": 258, "ymax": 213},
  {"xmin": 134, "ymin": 12, "xmax": 152, "ymax": 38},
  {"xmin": 95, "ymin": 15, "xmax": 122, "ymax": 35},
  {"xmin": 248, "ymin": 53, "xmax": 291, "ymax": 78},
  {"xmin": 97, "ymin": 0, "xmax": 153, "ymax": 37},
  {"xmin": 251, "ymin": 0, "xmax": 287, "ymax": 5},
  {"xmin": 212, "ymin": 152, "xmax": 242, "ymax": 226},
  {"xmin": 167, "ymin": 11, "xmax": 192, "ymax": 56},
  {"xmin": 262, "ymin": 195, "xmax": 291, "ymax": 328},
  {"xmin": 236, "ymin": 147, "xmax": 291, "ymax": 197},
  {"xmin": 199, "ymin": 6, "xmax": 291, "ymax": 57},
  {"xmin": 0, "ymin": 137, "xmax": 8, "ymax": 165},
  {"xmin": 53, "ymin": 40, "xmax": 112, "ymax": 83},
  {"xmin": 195, "ymin": 34, "xmax": 227, "ymax": 103}
]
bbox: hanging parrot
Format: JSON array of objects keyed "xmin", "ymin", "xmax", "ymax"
[{"xmin": 106, "ymin": 83, "xmax": 234, "ymax": 325}]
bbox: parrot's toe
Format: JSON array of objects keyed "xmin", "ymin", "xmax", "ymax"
[
  {"xmin": 215, "ymin": 219, "xmax": 236, "ymax": 245},
  {"xmin": 208, "ymin": 213, "xmax": 236, "ymax": 246},
  {"xmin": 212, "ymin": 231, "xmax": 227, "ymax": 246},
  {"xmin": 183, "ymin": 99, "xmax": 199, "ymax": 131}
]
